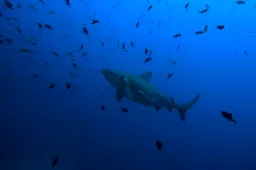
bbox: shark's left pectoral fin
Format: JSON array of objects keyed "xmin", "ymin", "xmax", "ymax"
[{"xmin": 140, "ymin": 72, "xmax": 152, "ymax": 82}]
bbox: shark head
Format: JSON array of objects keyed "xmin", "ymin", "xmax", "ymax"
[{"xmin": 101, "ymin": 69, "xmax": 126, "ymax": 88}]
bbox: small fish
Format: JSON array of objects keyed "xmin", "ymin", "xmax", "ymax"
[
  {"xmin": 5, "ymin": 38, "xmax": 12, "ymax": 44},
  {"xmin": 37, "ymin": 22, "xmax": 43, "ymax": 29},
  {"xmin": 147, "ymin": 5, "xmax": 153, "ymax": 11},
  {"xmin": 79, "ymin": 44, "xmax": 83, "ymax": 50},
  {"xmin": 244, "ymin": 50, "xmax": 248, "ymax": 55},
  {"xmin": 122, "ymin": 43, "xmax": 125, "ymax": 49},
  {"xmin": 4, "ymin": 0, "xmax": 14, "ymax": 9},
  {"xmin": 65, "ymin": 0, "xmax": 71, "ymax": 7},
  {"xmin": 221, "ymin": 111, "xmax": 237, "ymax": 124},
  {"xmin": 82, "ymin": 52, "xmax": 88, "ymax": 56},
  {"xmin": 156, "ymin": 141, "xmax": 163, "ymax": 151},
  {"xmin": 20, "ymin": 48, "xmax": 33, "ymax": 53},
  {"xmin": 82, "ymin": 27, "xmax": 89, "ymax": 35},
  {"xmin": 172, "ymin": 61, "xmax": 176, "ymax": 65},
  {"xmin": 198, "ymin": 8, "xmax": 208, "ymax": 13},
  {"xmin": 100, "ymin": 105, "xmax": 105, "ymax": 111},
  {"xmin": 72, "ymin": 63, "xmax": 78, "ymax": 69},
  {"xmin": 16, "ymin": 26, "xmax": 22, "ymax": 34},
  {"xmin": 235, "ymin": 0, "xmax": 246, "ymax": 4},
  {"xmin": 166, "ymin": 73, "xmax": 173, "ymax": 79},
  {"xmin": 48, "ymin": 83, "xmax": 56, "ymax": 89},
  {"xmin": 44, "ymin": 24, "xmax": 52, "ymax": 29},
  {"xmin": 32, "ymin": 42, "xmax": 37, "ymax": 46},
  {"xmin": 0, "ymin": 12, "xmax": 3, "ymax": 17},
  {"xmin": 66, "ymin": 82, "xmax": 71, "ymax": 89},
  {"xmin": 101, "ymin": 41, "xmax": 104, "ymax": 46},
  {"xmin": 144, "ymin": 48, "xmax": 149, "ymax": 55},
  {"xmin": 204, "ymin": 25, "xmax": 208, "ymax": 32},
  {"xmin": 91, "ymin": 19, "xmax": 99, "ymax": 24},
  {"xmin": 144, "ymin": 57, "xmax": 152, "ymax": 63},
  {"xmin": 51, "ymin": 155, "xmax": 60, "ymax": 167},
  {"xmin": 217, "ymin": 25, "xmax": 224, "ymax": 30},
  {"xmin": 198, "ymin": 5, "xmax": 209, "ymax": 13},
  {"xmin": 28, "ymin": 5, "xmax": 37, "ymax": 11},
  {"xmin": 0, "ymin": 40, "xmax": 4, "ymax": 44},
  {"xmin": 52, "ymin": 52, "xmax": 59, "ymax": 57},
  {"xmin": 121, "ymin": 107, "xmax": 129, "ymax": 112},
  {"xmin": 39, "ymin": 0, "xmax": 44, "ymax": 4},
  {"xmin": 185, "ymin": 2, "xmax": 189, "ymax": 10},
  {"xmin": 173, "ymin": 33, "xmax": 182, "ymax": 38},
  {"xmin": 130, "ymin": 41, "xmax": 134, "ymax": 47},
  {"xmin": 136, "ymin": 21, "xmax": 140, "ymax": 28},
  {"xmin": 195, "ymin": 30, "xmax": 204, "ymax": 35}
]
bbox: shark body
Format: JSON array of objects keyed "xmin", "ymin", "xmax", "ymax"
[{"xmin": 101, "ymin": 69, "xmax": 200, "ymax": 121}]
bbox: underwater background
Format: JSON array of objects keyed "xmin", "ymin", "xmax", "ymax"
[{"xmin": 1, "ymin": 0, "xmax": 256, "ymax": 170}]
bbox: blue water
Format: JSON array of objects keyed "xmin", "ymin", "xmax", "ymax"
[{"xmin": 1, "ymin": 0, "xmax": 256, "ymax": 170}]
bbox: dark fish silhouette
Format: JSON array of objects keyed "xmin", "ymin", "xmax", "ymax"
[
  {"xmin": 204, "ymin": 25, "xmax": 208, "ymax": 32},
  {"xmin": 66, "ymin": 82, "xmax": 71, "ymax": 89},
  {"xmin": 37, "ymin": 22, "xmax": 43, "ymax": 29},
  {"xmin": 144, "ymin": 57, "xmax": 152, "ymax": 63},
  {"xmin": 65, "ymin": 0, "xmax": 71, "ymax": 7},
  {"xmin": 156, "ymin": 141, "xmax": 163, "ymax": 151},
  {"xmin": 82, "ymin": 27, "xmax": 89, "ymax": 35},
  {"xmin": 221, "ymin": 111, "xmax": 237, "ymax": 124},
  {"xmin": 185, "ymin": 2, "xmax": 189, "ymax": 10},
  {"xmin": 4, "ymin": 0, "xmax": 14, "ymax": 9},
  {"xmin": 51, "ymin": 155, "xmax": 60, "ymax": 167},
  {"xmin": 235, "ymin": 0, "xmax": 245, "ymax": 4},
  {"xmin": 198, "ymin": 4, "xmax": 209, "ymax": 13},
  {"xmin": 121, "ymin": 107, "xmax": 129, "ymax": 112},
  {"xmin": 48, "ymin": 83, "xmax": 56, "ymax": 89},
  {"xmin": 144, "ymin": 48, "xmax": 149, "ymax": 55},
  {"xmin": 217, "ymin": 25, "xmax": 224, "ymax": 30},
  {"xmin": 100, "ymin": 105, "xmax": 105, "ymax": 111},
  {"xmin": 195, "ymin": 30, "xmax": 204, "ymax": 35},
  {"xmin": 136, "ymin": 21, "xmax": 140, "ymax": 28},
  {"xmin": 91, "ymin": 19, "xmax": 99, "ymax": 24},
  {"xmin": 166, "ymin": 73, "xmax": 173, "ymax": 79},
  {"xmin": 44, "ymin": 24, "xmax": 52, "ymax": 29},
  {"xmin": 173, "ymin": 33, "xmax": 182, "ymax": 38},
  {"xmin": 147, "ymin": 5, "xmax": 152, "ymax": 11}
]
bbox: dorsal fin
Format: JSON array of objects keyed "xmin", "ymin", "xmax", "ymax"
[{"xmin": 140, "ymin": 72, "xmax": 152, "ymax": 82}]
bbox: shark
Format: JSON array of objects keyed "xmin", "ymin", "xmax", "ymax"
[{"xmin": 101, "ymin": 69, "xmax": 200, "ymax": 121}]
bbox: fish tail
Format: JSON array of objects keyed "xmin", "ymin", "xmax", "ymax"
[{"xmin": 177, "ymin": 93, "xmax": 200, "ymax": 121}]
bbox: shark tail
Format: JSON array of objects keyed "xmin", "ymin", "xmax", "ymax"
[{"xmin": 177, "ymin": 93, "xmax": 200, "ymax": 121}]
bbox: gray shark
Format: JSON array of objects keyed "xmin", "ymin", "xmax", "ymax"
[{"xmin": 101, "ymin": 69, "xmax": 200, "ymax": 121}]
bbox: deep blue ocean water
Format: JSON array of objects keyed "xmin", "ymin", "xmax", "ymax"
[{"xmin": 1, "ymin": 0, "xmax": 256, "ymax": 170}]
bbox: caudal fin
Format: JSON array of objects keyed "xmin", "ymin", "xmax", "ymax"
[{"xmin": 177, "ymin": 93, "xmax": 200, "ymax": 121}]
